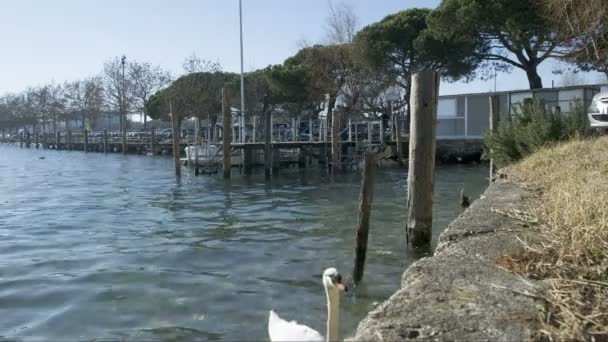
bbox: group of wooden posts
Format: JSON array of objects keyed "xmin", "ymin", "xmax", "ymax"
[
  {"xmin": 17, "ymin": 127, "xmax": 133, "ymax": 155},
  {"xmin": 352, "ymin": 71, "xmax": 504, "ymax": 285}
]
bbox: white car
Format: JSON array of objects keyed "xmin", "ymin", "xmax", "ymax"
[{"xmin": 588, "ymin": 90, "xmax": 608, "ymax": 128}]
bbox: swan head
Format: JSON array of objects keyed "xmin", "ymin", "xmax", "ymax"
[{"xmin": 322, "ymin": 268, "xmax": 348, "ymax": 293}]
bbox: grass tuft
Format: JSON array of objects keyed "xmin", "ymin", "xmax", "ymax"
[{"xmin": 504, "ymin": 137, "xmax": 608, "ymax": 341}]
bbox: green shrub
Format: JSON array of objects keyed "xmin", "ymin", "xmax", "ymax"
[{"xmin": 485, "ymin": 99, "xmax": 587, "ymax": 167}]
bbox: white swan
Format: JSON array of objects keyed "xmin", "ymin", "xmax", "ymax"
[{"xmin": 268, "ymin": 268, "xmax": 347, "ymax": 342}]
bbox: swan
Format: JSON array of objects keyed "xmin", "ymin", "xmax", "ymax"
[{"xmin": 268, "ymin": 267, "xmax": 347, "ymax": 342}]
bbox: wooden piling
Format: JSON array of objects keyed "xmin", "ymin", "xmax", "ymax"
[
  {"xmin": 19, "ymin": 131, "xmax": 23, "ymax": 148},
  {"xmin": 122, "ymin": 124, "xmax": 127, "ymax": 155},
  {"xmin": 253, "ymin": 115, "xmax": 257, "ymax": 143},
  {"xmin": 222, "ymin": 87, "xmax": 232, "ymax": 179},
  {"xmin": 103, "ymin": 129, "xmax": 108, "ymax": 153},
  {"xmin": 264, "ymin": 105, "xmax": 272, "ymax": 178},
  {"xmin": 489, "ymin": 95, "xmax": 500, "ymax": 183},
  {"xmin": 244, "ymin": 146, "xmax": 254, "ymax": 174},
  {"xmin": 353, "ymin": 151, "xmax": 376, "ymax": 284},
  {"xmin": 56, "ymin": 131, "xmax": 60, "ymax": 150},
  {"xmin": 83, "ymin": 129, "xmax": 88, "ymax": 152},
  {"xmin": 34, "ymin": 130, "xmax": 39, "ymax": 148},
  {"xmin": 331, "ymin": 109, "xmax": 339, "ymax": 165},
  {"xmin": 406, "ymin": 71, "xmax": 439, "ymax": 247},
  {"xmin": 309, "ymin": 117, "xmax": 313, "ymax": 142},
  {"xmin": 26, "ymin": 131, "xmax": 31, "ymax": 148},
  {"xmin": 170, "ymin": 99, "xmax": 181, "ymax": 177},
  {"xmin": 395, "ymin": 115, "xmax": 403, "ymax": 164},
  {"xmin": 150, "ymin": 128, "xmax": 156, "ymax": 155}
]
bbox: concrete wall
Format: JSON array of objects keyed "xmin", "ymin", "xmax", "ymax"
[{"xmin": 352, "ymin": 181, "xmax": 543, "ymax": 341}]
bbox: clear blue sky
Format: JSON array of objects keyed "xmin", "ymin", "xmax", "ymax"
[{"xmin": 1, "ymin": 0, "xmax": 605, "ymax": 95}]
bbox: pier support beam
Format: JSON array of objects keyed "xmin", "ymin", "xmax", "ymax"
[
  {"xmin": 244, "ymin": 146, "xmax": 254, "ymax": 174},
  {"xmin": 331, "ymin": 109, "xmax": 340, "ymax": 165},
  {"xmin": 103, "ymin": 129, "xmax": 108, "ymax": 153},
  {"xmin": 150, "ymin": 128, "xmax": 156, "ymax": 155},
  {"xmin": 26, "ymin": 131, "xmax": 31, "ymax": 148},
  {"xmin": 20, "ymin": 131, "xmax": 23, "ymax": 148},
  {"xmin": 170, "ymin": 99, "xmax": 181, "ymax": 177},
  {"xmin": 84, "ymin": 129, "xmax": 88, "ymax": 153},
  {"xmin": 122, "ymin": 123, "xmax": 127, "ymax": 155},
  {"xmin": 67, "ymin": 130, "xmax": 72, "ymax": 151},
  {"xmin": 406, "ymin": 71, "xmax": 439, "ymax": 247},
  {"xmin": 222, "ymin": 87, "xmax": 232, "ymax": 179},
  {"xmin": 272, "ymin": 148, "xmax": 280, "ymax": 174},
  {"xmin": 264, "ymin": 105, "xmax": 272, "ymax": 179}
]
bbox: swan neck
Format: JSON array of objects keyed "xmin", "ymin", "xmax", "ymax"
[{"xmin": 325, "ymin": 287, "xmax": 340, "ymax": 342}]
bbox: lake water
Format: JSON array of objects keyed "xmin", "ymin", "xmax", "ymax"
[{"xmin": 0, "ymin": 145, "xmax": 488, "ymax": 341}]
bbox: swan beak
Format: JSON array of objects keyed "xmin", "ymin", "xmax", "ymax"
[{"xmin": 336, "ymin": 282, "xmax": 348, "ymax": 292}]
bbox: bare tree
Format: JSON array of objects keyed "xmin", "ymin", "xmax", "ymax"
[
  {"xmin": 325, "ymin": 1, "xmax": 359, "ymax": 45},
  {"xmin": 65, "ymin": 77, "xmax": 104, "ymax": 129},
  {"xmin": 103, "ymin": 56, "xmax": 133, "ymax": 131},
  {"xmin": 182, "ymin": 53, "xmax": 222, "ymax": 75},
  {"xmin": 129, "ymin": 61, "xmax": 171, "ymax": 129},
  {"xmin": 46, "ymin": 83, "xmax": 66, "ymax": 133}
]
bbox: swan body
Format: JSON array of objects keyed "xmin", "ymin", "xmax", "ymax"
[
  {"xmin": 268, "ymin": 310, "xmax": 324, "ymax": 342},
  {"xmin": 268, "ymin": 268, "xmax": 347, "ymax": 342}
]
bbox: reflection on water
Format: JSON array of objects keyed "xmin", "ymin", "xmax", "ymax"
[{"xmin": 0, "ymin": 145, "xmax": 488, "ymax": 341}]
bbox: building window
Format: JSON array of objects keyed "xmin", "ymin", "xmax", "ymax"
[{"xmin": 438, "ymin": 98, "xmax": 457, "ymax": 118}]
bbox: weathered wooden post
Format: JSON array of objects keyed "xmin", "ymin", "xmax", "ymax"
[
  {"xmin": 56, "ymin": 131, "xmax": 61, "ymax": 150},
  {"xmin": 34, "ymin": 129, "xmax": 39, "ymax": 149},
  {"xmin": 262, "ymin": 95, "xmax": 271, "ymax": 178},
  {"xmin": 26, "ymin": 130, "xmax": 31, "ymax": 148},
  {"xmin": 83, "ymin": 129, "xmax": 88, "ymax": 152},
  {"xmin": 353, "ymin": 151, "xmax": 376, "ymax": 284},
  {"xmin": 406, "ymin": 71, "xmax": 439, "ymax": 247},
  {"xmin": 150, "ymin": 128, "xmax": 156, "ymax": 155},
  {"xmin": 252, "ymin": 115, "xmax": 257, "ymax": 143},
  {"xmin": 222, "ymin": 87, "xmax": 232, "ymax": 179},
  {"xmin": 489, "ymin": 95, "xmax": 500, "ymax": 183},
  {"xmin": 395, "ymin": 114, "xmax": 403, "ymax": 164},
  {"xmin": 102, "ymin": 129, "xmax": 108, "ymax": 153},
  {"xmin": 309, "ymin": 117, "xmax": 313, "ymax": 142},
  {"xmin": 170, "ymin": 99, "xmax": 181, "ymax": 177},
  {"xmin": 348, "ymin": 119, "xmax": 352, "ymax": 142},
  {"xmin": 122, "ymin": 123, "xmax": 127, "ymax": 155},
  {"xmin": 292, "ymin": 117, "xmax": 297, "ymax": 142},
  {"xmin": 331, "ymin": 109, "xmax": 340, "ymax": 165},
  {"xmin": 19, "ymin": 131, "xmax": 23, "ymax": 148}
]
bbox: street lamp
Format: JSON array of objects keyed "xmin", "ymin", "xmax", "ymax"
[
  {"xmin": 121, "ymin": 55, "xmax": 127, "ymax": 155},
  {"xmin": 239, "ymin": 0, "xmax": 245, "ymax": 143}
]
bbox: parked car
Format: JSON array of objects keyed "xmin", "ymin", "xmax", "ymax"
[{"xmin": 588, "ymin": 90, "xmax": 608, "ymax": 128}]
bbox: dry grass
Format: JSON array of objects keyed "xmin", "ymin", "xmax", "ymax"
[{"xmin": 504, "ymin": 137, "xmax": 608, "ymax": 341}]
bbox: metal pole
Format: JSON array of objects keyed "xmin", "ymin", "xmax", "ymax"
[
  {"xmin": 121, "ymin": 55, "xmax": 127, "ymax": 155},
  {"xmin": 239, "ymin": 0, "xmax": 245, "ymax": 144}
]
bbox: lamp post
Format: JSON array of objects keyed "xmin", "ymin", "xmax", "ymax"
[
  {"xmin": 239, "ymin": 0, "xmax": 245, "ymax": 143},
  {"xmin": 121, "ymin": 55, "xmax": 127, "ymax": 155}
]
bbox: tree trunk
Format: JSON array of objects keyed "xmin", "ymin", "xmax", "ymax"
[
  {"xmin": 525, "ymin": 66, "xmax": 543, "ymax": 89},
  {"xmin": 143, "ymin": 111, "xmax": 148, "ymax": 129}
]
